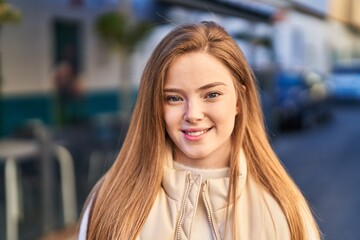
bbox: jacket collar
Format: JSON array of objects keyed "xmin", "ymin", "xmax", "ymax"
[{"xmin": 161, "ymin": 147, "xmax": 248, "ymax": 211}]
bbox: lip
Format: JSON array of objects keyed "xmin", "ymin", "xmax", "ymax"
[{"xmin": 181, "ymin": 127, "xmax": 213, "ymax": 141}]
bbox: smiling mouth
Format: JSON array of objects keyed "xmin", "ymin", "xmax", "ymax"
[{"xmin": 182, "ymin": 127, "xmax": 213, "ymax": 136}]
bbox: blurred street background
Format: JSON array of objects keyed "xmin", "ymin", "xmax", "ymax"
[{"xmin": 0, "ymin": 0, "xmax": 359, "ymax": 239}]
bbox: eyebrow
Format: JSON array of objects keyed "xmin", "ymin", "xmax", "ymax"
[
  {"xmin": 198, "ymin": 82, "xmax": 227, "ymax": 91},
  {"xmin": 164, "ymin": 82, "xmax": 227, "ymax": 93}
]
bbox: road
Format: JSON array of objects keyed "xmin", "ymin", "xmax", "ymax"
[{"xmin": 273, "ymin": 104, "xmax": 360, "ymax": 240}]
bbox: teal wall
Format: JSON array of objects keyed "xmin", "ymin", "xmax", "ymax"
[
  {"xmin": 83, "ymin": 91, "xmax": 120, "ymax": 118},
  {"xmin": 0, "ymin": 90, "xmax": 122, "ymax": 137},
  {"xmin": 1, "ymin": 94, "xmax": 53, "ymax": 136}
]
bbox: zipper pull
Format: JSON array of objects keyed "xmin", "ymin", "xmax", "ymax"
[
  {"xmin": 202, "ymin": 180, "xmax": 208, "ymax": 192},
  {"xmin": 187, "ymin": 172, "xmax": 194, "ymax": 184}
]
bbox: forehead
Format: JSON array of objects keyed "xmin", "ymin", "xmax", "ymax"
[{"xmin": 165, "ymin": 52, "xmax": 235, "ymax": 88}]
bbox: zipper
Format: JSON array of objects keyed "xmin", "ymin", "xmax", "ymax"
[
  {"xmin": 202, "ymin": 181, "xmax": 219, "ymax": 240},
  {"xmin": 176, "ymin": 172, "xmax": 194, "ymax": 240}
]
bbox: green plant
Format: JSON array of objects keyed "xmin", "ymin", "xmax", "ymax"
[
  {"xmin": 95, "ymin": 11, "xmax": 153, "ymax": 115},
  {"xmin": 96, "ymin": 11, "xmax": 152, "ymax": 53},
  {"xmin": 0, "ymin": 0, "xmax": 21, "ymax": 24}
]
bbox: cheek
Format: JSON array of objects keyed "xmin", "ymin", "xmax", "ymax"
[
  {"xmin": 163, "ymin": 112, "xmax": 181, "ymax": 144},
  {"xmin": 163, "ymin": 107, "xmax": 180, "ymax": 131},
  {"xmin": 212, "ymin": 105, "xmax": 237, "ymax": 130}
]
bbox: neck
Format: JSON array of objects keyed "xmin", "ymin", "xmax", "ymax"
[{"xmin": 173, "ymin": 145, "xmax": 231, "ymax": 169}]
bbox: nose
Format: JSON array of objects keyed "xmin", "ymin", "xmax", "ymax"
[{"xmin": 184, "ymin": 100, "xmax": 204, "ymax": 123}]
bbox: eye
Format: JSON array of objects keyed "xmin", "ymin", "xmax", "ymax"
[
  {"xmin": 166, "ymin": 95, "xmax": 183, "ymax": 102},
  {"xmin": 206, "ymin": 92, "xmax": 221, "ymax": 99}
]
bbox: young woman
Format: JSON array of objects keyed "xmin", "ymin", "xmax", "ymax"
[{"xmin": 78, "ymin": 21, "xmax": 321, "ymax": 240}]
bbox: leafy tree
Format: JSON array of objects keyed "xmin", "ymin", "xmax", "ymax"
[
  {"xmin": 0, "ymin": 0, "xmax": 21, "ymax": 23},
  {"xmin": 95, "ymin": 11, "xmax": 152, "ymax": 115},
  {"xmin": 96, "ymin": 11, "xmax": 152, "ymax": 54}
]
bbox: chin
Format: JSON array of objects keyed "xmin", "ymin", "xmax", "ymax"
[{"xmin": 182, "ymin": 150, "xmax": 210, "ymax": 160}]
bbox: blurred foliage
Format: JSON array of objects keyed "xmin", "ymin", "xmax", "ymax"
[
  {"xmin": 96, "ymin": 11, "xmax": 153, "ymax": 53},
  {"xmin": 0, "ymin": 0, "xmax": 21, "ymax": 24}
]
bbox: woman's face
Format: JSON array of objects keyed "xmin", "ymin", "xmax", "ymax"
[{"xmin": 163, "ymin": 52, "xmax": 239, "ymax": 168}]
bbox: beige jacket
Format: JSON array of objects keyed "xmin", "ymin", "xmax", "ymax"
[
  {"xmin": 79, "ymin": 151, "xmax": 290, "ymax": 240},
  {"xmin": 137, "ymin": 151, "xmax": 290, "ymax": 240}
]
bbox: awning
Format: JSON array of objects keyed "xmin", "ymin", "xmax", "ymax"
[{"xmin": 156, "ymin": 0, "xmax": 276, "ymax": 23}]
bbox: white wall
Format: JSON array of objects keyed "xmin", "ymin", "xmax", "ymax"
[
  {"xmin": 2, "ymin": 0, "xmax": 121, "ymax": 95},
  {"xmin": 273, "ymin": 10, "xmax": 331, "ymax": 74}
]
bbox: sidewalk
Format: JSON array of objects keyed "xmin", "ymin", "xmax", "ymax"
[{"xmin": 0, "ymin": 115, "xmax": 129, "ymax": 239}]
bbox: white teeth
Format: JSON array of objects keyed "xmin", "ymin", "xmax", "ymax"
[{"xmin": 186, "ymin": 129, "xmax": 208, "ymax": 136}]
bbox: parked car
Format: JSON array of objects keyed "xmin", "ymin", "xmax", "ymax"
[
  {"xmin": 275, "ymin": 70, "xmax": 331, "ymax": 130},
  {"xmin": 328, "ymin": 63, "xmax": 360, "ymax": 102},
  {"xmin": 253, "ymin": 68, "xmax": 279, "ymax": 138}
]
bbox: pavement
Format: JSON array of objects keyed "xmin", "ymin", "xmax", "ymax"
[{"xmin": 273, "ymin": 103, "xmax": 360, "ymax": 240}]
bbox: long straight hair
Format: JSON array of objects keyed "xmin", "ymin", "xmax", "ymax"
[{"xmin": 84, "ymin": 21, "xmax": 320, "ymax": 239}]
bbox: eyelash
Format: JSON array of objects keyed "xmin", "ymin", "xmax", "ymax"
[
  {"xmin": 164, "ymin": 91, "xmax": 222, "ymax": 103},
  {"xmin": 205, "ymin": 92, "xmax": 221, "ymax": 99},
  {"xmin": 165, "ymin": 95, "xmax": 183, "ymax": 102}
]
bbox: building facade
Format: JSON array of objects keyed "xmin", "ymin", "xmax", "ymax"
[{"xmin": 1, "ymin": 0, "xmax": 122, "ymax": 134}]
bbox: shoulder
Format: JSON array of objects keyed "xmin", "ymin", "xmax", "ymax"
[
  {"xmin": 78, "ymin": 177, "xmax": 106, "ymax": 239},
  {"xmin": 244, "ymin": 176, "xmax": 291, "ymax": 239},
  {"xmin": 78, "ymin": 197, "xmax": 94, "ymax": 240},
  {"xmin": 261, "ymin": 187, "xmax": 291, "ymax": 239}
]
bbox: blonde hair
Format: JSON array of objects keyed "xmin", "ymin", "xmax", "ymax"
[{"xmin": 83, "ymin": 21, "xmax": 320, "ymax": 239}]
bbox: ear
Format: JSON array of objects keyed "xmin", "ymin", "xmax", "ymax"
[
  {"xmin": 236, "ymin": 102, "xmax": 240, "ymax": 114},
  {"xmin": 240, "ymin": 84, "xmax": 246, "ymax": 92}
]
